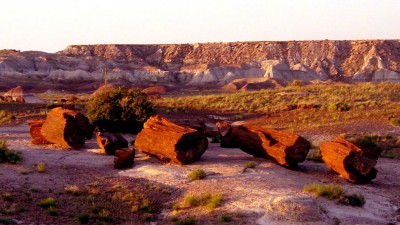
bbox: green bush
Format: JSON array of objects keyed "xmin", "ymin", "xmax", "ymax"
[
  {"xmin": 306, "ymin": 150, "xmax": 323, "ymax": 162},
  {"xmin": 37, "ymin": 197, "xmax": 57, "ymax": 209},
  {"xmin": 173, "ymin": 217, "xmax": 196, "ymax": 225},
  {"xmin": 78, "ymin": 212, "xmax": 90, "ymax": 224},
  {"xmin": 328, "ymin": 102, "xmax": 350, "ymax": 112},
  {"xmin": 0, "ymin": 140, "xmax": 21, "ymax": 164},
  {"xmin": 347, "ymin": 135, "xmax": 381, "ymax": 157},
  {"xmin": 244, "ymin": 162, "xmax": 256, "ymax": 169},
  {"xmin": 290, "ymin": 80, "xmax": 303, "ymax": 87},
  {"xmin": 188, "ymin": 169, "xmax": 206, "ymax": 181},
  {"xmin": 339, "ymin": 194, "xmax": 365, "ymax": 207},
  {"xmin": 389, "ymin": 117, "xmax": 400, "ymax": 126},
  {"xmin": 0, "ymin": 110, "xmax": 15, "ymax": 125},
  {"xmin": 303, "ymin": 184, "xmax": 344, "ymax": 199},
  {"xmin": 86, "ymin": 87, "xmax": 154, "ymax": 133}
]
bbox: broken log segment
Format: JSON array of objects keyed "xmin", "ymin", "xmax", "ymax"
[
  {"xmin": 135, "ymin": 115, "xmax": 208, "ymax": 164},
  {"xmin": 216, "ymin": 121, "xmax": 310, "ymax": 168},
  {"xmin": 28, "ymin": 120, "xmax": 52, "ymax": 145},
  {"xmin": 114, "ymin": 148, "xmax": 135, "ymax": 169},
  {"xmin": 41, "ymin": 107, "xmax": 91, "ymax": 149},
  {"xmin": 96, "ymin": 132, "xmax": 128, "ymax": 155},
  {"xmin": 320, "ymin": 136, "xmax": 379, "ymax": 183}
]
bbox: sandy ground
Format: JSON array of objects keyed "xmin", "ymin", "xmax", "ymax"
[{"xmin": 0, "ymin": 124, "xmax": 400, "ymax": 224}]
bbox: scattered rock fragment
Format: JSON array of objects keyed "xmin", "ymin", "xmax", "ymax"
[
  {"xmin": 114, "ymin": 148, "xmax": 135, "ymax": 169},
  {"xmin": 96, "ymin": 132, "xmax": 128, "ymax": 155}
]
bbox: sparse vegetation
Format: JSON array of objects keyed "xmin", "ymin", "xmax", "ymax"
[
  {"xmin": 153, "ymin": 83, "xmax": 400, "ymax": 131},
  {"xmin": 78, "ymin": 212, "xmax": 90, "ymax": 224},
  {"xmin": 303, "ymin": 184, "xmax": 344, "ymax": 199},
  {"xmin": 37, "ymin": 197, "xmax": 57, "ymax": 209},
  {"xmin": 328, "ymin": 102, "xmax": 350, "ymax": 112},
  {"xmin": 64, "ymin": 185, "xmax": 81, "ymax": 195},
  {"xmin": 86, "ymin": 87, "xmax": 154, "ymax": 132},
  {"xmin": 0, "ymin": 110, "xmax": 15, "ymax": 125},
  {"xmin": 180, "ymin": 193, "xmax": 223, "ymax": 211},
  {"xmin": 188, "ymin": 169, "xmax": 206, "ymax": 181},
  {"xmin": 0, "ymin": 140, "xmax": 21, "ymax": 164},
  {"xmin": 220, "ymin": 213, "xmax": 233, "ymax": 222},
  {"xmin": 339, "ymin": 194, "xmax": 366, "ymax": 207},
  {"xmin": 36, "ymin": 162, "xmax": 46, "ymax": 173},
  {"xmin": 306, "ymin": 150, "xmax": 323, "ymax": 162},
  {"xmin": 304, "ymin": 184, "xmax": 365, "ymax": 207},
  {"xmin": 173, "ymin": 217, "xmax": 197, "ymax": 225},
  {"xmin": 47, "ymin": 206, "xmax": 58, "ymax": 216},
  {"xmin": 0, "ymin": 218, "xmax": 15, "ymax": 225},
  {"xmin": 244, "ymin": 161, "xmax": 256, "ymax": 169},
  {"xmin": 290, "ymin": 79, "xmax": 303, "ymax": 87},
  {"xmin": 2, "ymin": 193, "xmax": 13, "ymax": 202}
]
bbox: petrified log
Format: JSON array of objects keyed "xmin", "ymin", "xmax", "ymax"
[
  {"xmin": 135, "ymin": 115, "xmax": 208, "ymax": 164},
  {"xmin": 114, "ymin": 148, "xmax": 135, "ymax": 169},
  {"xmin": 216, "ymin": 121, "xmax": 310, "ymax": 168},
  {"xmin": 28, "ymin": 120, "xmax": 52, "ymax": 145},
  {"xmin": 41, "ymin": 107, "xmax": 91, "ymax": 149},
  {"xmin": 320, "ymin": 136, "xmax": 379, "ymax": 183},
  {"xmin": 96, "ymin": 132, "xmax": 128, "ymax": 155}
]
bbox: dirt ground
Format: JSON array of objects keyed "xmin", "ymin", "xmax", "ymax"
[{"xmin": 1, "ymin": 119, "xmax": 400, "ymax": 224}]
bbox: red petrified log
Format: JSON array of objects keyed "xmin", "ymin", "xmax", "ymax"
[
  {"xmin": 96, "ymin": 132, "xmax": 128, "ymax": 155},
  {"xmin": 114, "ymin": 148, "xmax": 135, "ymax": 169},
  {"xmin": 28, "ymin": 120, "xmax": 52, "ymax": 145},
  {"xmin": 320, "ymin": 136, "xmax": 379, "ymax": 183},
  {"xmin": 216, "ymin": 121, "xmax": 310, "ymax": 168},
  {"xmin": 41, "ymin": 107, "xmax": 91, "ymax": 149},
  {"xmin": 135, "ymin": 116, "xmax": 208, "ymax": 164}
]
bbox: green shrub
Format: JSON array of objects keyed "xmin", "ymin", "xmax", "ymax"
[
  {"xmin": 64, "ymin": 185, "xmax": 80, "ymax": 195},
  {"xmin": 389, "ymin": 117, "xmax": 400, "ymax": 126},
  {"xmin": 188, "ymin": 169, "xmax": 206, "ymax": 181},
  {"xmin": 37, "ymin": 197, "xmax": 57, "ymax": 209},
  {"xmin": 204, "ymin": 193, "xmax": 223, "ymax": 210},
  {"xmin": 183, "ymin": 193, "xmax": 223, "ymax": 210},
  {"xmin": 220, "ymin": 213, "xmax": 233, "ymax": 222},
  {"xmin": 47, "ymin": 206, "xmax": 58, "ymax": 216},
  {"xmin": 211, "ymin": 135, "xmax": 221, "ymax": 143},
  {"xmin": 142, "ymin": 213, "xmax": 152, "ymax": 221},
  {"xmin": 184, "ymin": 196, "xmax": 202, "ymax": 207},
  {"xmin": 86, "ymin": 87, "xmax": 154, "ymax": 133},
  {"xmin": 338, "ymin": 194, "xmax": 365, "ymax": 207},
  {"xmin": 290, "ymin": 80, "xmax": 303, "ymax": 87},
  {"xmin": 0, "ymin": 140, "xmax": 21, "ymax": 164},
  {"xmin": 78, "ymin": 212, "xmax": 90, "ymax": 224},
  {"xmin": 36, "ymin": 163, "xmax": 46, "ymax": 173},
  {"xmin": 2, "ymin": 193, "xmax": 13, "ymax": 201},
  {"xmin": 173, "ymin": 217, "xmax": 197, "ymax": 225},
  {"xmin": 0, "ymin": 218, "xmax": 15, "ymax": 225},
  {"xmin": 244, "ymin": 162, "xmax": 256, "ymax": 169},
  {"xmin": 303, "ymin": 184, "xmax": 344, "ymax": 199},
  {"xmin": 347, "ymin": 135, "xmax": 381, "ymax": 157},
  {"xmin": 328, "ymin": 102, "xmax": 350, "ymax": 112},
  {"xmin": 0, "ymin": 110, "xmax": 15, "ymax": 125},
  {"xmin": 306, "ymin": 150, "xmax": 323, "ymax": 162}
]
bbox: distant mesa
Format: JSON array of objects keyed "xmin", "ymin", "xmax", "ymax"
[{"xmin": 1, "ymin": 40, "xmax": 400, "ymax": 91}]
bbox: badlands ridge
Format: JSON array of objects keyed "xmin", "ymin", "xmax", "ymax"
[{"xmin": 1, "ymin": 40, "xmax": 399, "ymax": 91}]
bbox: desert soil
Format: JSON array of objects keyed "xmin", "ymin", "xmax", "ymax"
[{"xmin": 1, "ymin": 121, "xmax": 400, "ymax": 225}]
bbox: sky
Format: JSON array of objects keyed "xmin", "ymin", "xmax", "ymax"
[{"xmin": 0, "ymin": 0, "xmax": 399, "ymax": 53}]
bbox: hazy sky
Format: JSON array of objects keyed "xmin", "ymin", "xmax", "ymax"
[{"xmin": 1, "ymin": 0, "xmax": 399, "ymax": 52}]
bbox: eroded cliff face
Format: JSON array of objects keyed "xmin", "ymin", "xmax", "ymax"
[{"xmin": 1, "ymin": 40, "xmax": 400, "ymax": 91}]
